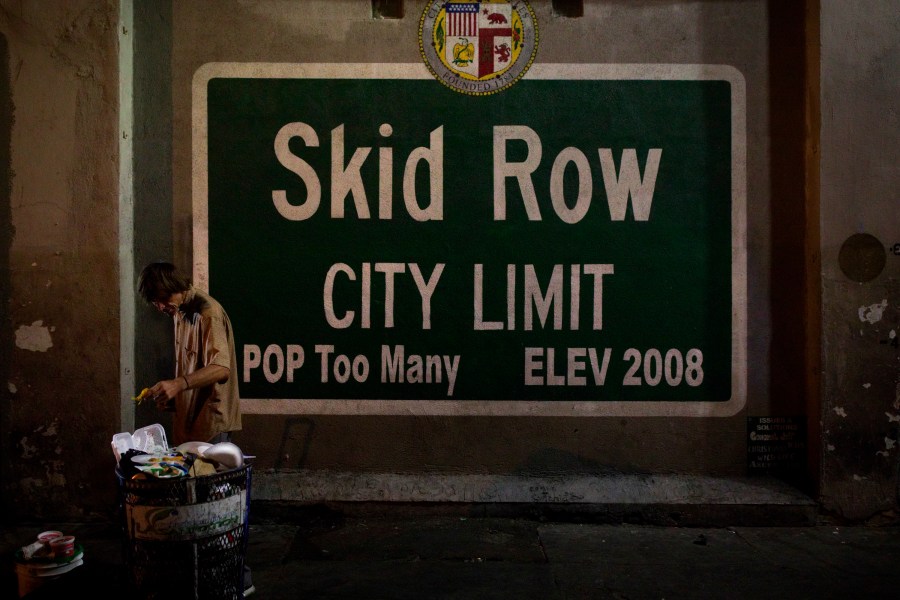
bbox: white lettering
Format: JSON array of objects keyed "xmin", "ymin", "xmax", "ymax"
[
  {"xmin": 525, "ymin": 347, "xmax": 611, "ymax": 386},
  {"xmin": 599, "ymin": 148, "xmax": 662, "ymax": 221},
  {"xmin": 331, "ymin": 124, "xmax": 371, "ymax": 218},
  {"xmin": 272, "ymin": 122, "xmax": 321, "ymax": 220},
  {"xmin": 403, "ymin": 126, "xmax": 445, "ymax": 221},
  {"xmin": 325, "ymin": 262, "xmax": 443, "ymax": 329},
  {"xmin": 493, "ymin": 125, "xmax": 542, "ymax": 220},
  {"xmin": 380, "ymin": 345, "xmax": 460, "ymax": 396},
  {"xmin": 243, "ymin": 345, "xmax": 261, "ymax": 382},
  {"xmin": 550, "ymin": 147, "xmax": 592, "ymax": 223},
  {"xmin": 475, "ymin": 264, "xmax": 613, "ymax": 331}
]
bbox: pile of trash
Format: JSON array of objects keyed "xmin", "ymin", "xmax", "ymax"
[
  {"xmin": 15, "ymin": 529, "xmax": 82, "ymax": 596},
  {"xmin": 112, "ymin": 424, "xmax": 251, "ymax": 480}
]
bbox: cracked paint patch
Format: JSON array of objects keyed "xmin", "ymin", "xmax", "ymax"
[
  {"xmin": 852, "ymin": 474, "xmax": 866, "ymax": 481},
  {"xmin": 826, "ymin": 443, "xmax": 835, "ymax": 451},
  {"xmin": 833, "ymin": 406, "xmax": 848, "ymax": 417},
  {"xmin": 39, "ymin": 420, "xmax": 59, "ymax": 437},
  {"xmin": 858, "ymin": 299, "xmax": 887, "ymax": 323},
  {"xmin": 876, "ymin": 438, "xmax": 896, "ymax": 457},
  {"xmin": 43, "ymin": 461, "xmax": 66, "ymax": 486},
  {"xmin": 20, "ymin": 462, "xmax": 66, "ymax": 490},
  {"xmin": 19, "ymin": 421, "xmax": 61, "ymax": 457},
  {"xmin": 19, "ymin": 437, "xmax": 37, "ymax": 459},
  {"xmin": 15, "ymin": 320, "xmax": 53, "ymax": 352},
  {"xmin": 887, "ymin": 412, "xmax": 900, "ymax": 423},
  {"xmin": 863, "ymin": 383, "xmax": 871, "ymax": 389},
  {"xmin": 7, "ymin": 382, "xmax": 16, "ymax": 394},
  {"xmin": 21, "ymin": 477, "xmax": 46, "ymax": 491}
]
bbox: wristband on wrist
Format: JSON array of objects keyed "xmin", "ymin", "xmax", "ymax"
[{"xmin": 182, "ymin": 375, "xmax": 190, "ymax": 390}]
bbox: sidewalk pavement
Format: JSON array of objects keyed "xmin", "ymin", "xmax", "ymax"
[{"xmin": 2, "ymin": 506, "xmax": 899, "ymax": 599}]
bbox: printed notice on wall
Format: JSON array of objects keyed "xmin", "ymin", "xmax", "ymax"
[
  {"xmin": 192, "ymin": 63, "xmax": 747, "ymax": 417},
  {"xmin": 747, "ymin": 416, "xmax": 807, "ymax": 474}
]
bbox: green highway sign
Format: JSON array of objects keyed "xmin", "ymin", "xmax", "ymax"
[{"xmin": 192, "ymin": 63, "xmax": 746, "ymax": 416}]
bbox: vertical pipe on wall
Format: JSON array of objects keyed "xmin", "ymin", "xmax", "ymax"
[{"xmin": 118, "ymin": 0, "xmax": 135, "ymax": 432}]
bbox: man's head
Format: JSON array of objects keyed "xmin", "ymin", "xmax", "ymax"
[{"xmin": 138, "ymin": 262, "xmax": 191, "ymax": 316}]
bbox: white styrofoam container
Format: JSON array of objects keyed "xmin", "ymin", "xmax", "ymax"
[{"xmin": 111, "ymin": 424, "xmax": 169, "ymax": 461}]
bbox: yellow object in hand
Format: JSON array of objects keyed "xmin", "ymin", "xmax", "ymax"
[{"xmin": 132, "ymin": 388, "xmax": 151, "ymax": 405}]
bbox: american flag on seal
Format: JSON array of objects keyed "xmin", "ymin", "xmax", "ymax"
[{"xmin": 446, "ymin": 2, "xmax": 479, "ymax": 36}]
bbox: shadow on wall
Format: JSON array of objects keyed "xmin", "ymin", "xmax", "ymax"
[
  {"xmin": 766, "ymin": 0, "xmax": 817, "ymax": 496},
  {"xmin": 275, "ymin": 417, "xmax": 316, "ymax": 470},
  {"xmin": 0, "ymin": 32, "xmax": 15, "ymax": 518},
  {"xmin": 514, "ymin": 447, "xmax": 636, "ymax": 478},
  {"xmin": 132, "ymin": 1, "xmax": 174, "ymax": 435}
]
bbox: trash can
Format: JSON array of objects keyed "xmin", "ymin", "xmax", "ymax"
[{"xmin": 116, "ymin": 463, "xmax": 252, "ymax": 599}]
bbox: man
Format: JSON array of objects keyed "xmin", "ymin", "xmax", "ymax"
[
  {"xmin": 138, "ymin": 261, "xmax": 242, "ymax": 445},
  {"xmin": 138, "ymin": 261, "xmax": 255, "ymax": 597}
]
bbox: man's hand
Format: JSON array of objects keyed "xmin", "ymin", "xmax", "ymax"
[{"xmin": 149, "ymin": 377, "xmax": 188, "ymax": 410}]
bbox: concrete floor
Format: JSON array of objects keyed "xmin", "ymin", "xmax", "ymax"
[{"xmin": 3, "ymin": 506, "xmax": 900, "ymax": 599}]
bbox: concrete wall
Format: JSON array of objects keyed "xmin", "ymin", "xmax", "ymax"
[
  {"xmin": 0, "ymin": 0, "xmax": 896, "ymax": 523},
  {"xmin": 0, "ymin": 1, "xmax": 120, "ymax": 520},
  {"xmin": 819, "ymin": 0, "xmax": 900, "ymax": 521}
]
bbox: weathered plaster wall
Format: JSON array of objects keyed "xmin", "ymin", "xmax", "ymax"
[
  {"xmin": 0, "ymin": 1, "xmax": 119, "ymax": 521},
  {"xmin": 819, "ymin": 1, "xmax": 900, "ymax": 521}
]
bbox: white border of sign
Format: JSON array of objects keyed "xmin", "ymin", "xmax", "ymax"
[{"xmin": 192, "ymin": 62, "xmax": 746, "ymax": 418}]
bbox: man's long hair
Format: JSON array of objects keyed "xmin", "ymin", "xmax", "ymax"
[{"xmin": 138, "ymin": 262, "xmax": 191, "ymax": 303}]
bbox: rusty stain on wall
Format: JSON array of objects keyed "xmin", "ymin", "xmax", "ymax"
[{"xmin": 14, "ymin": 319, "xmax": 53, "ymax": 351}]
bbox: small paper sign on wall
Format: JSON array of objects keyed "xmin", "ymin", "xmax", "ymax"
[{"xmin": 747, "ymin": 416, "xmax": 806, "ymax": 475}]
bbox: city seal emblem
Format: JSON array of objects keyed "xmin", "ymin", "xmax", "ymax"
[{"xmin": 419, "ymin": 0, "xmax": 539, "ymax": 96}]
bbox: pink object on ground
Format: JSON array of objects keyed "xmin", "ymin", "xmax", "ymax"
[{"xmin": 49, "ymin": 535, "xmax": 75, "ymax": 558}]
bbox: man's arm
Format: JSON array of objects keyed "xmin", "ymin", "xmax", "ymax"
[{"xmin": 150, "ymin": 365, "xmax": 230, "ymax": 408}]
